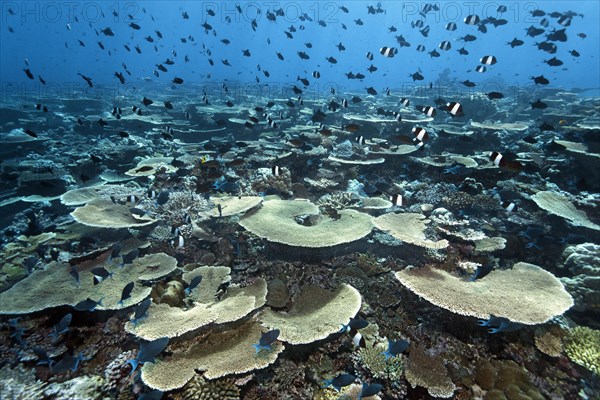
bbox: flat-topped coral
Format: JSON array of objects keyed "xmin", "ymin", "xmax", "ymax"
[
  {"xmin": 0, "ymin": 252, "xmax": 177, "ymax": 314},
  {"xmin": 531, "ymin": 191, "xmax": 600, "ymax": 231},
  {"xmin": 259, "ymin": 283, "xmax": 361, "ymax": 345},
  {"xmin": 70, "ymin": 199, "xmax": 156, "ymax": 228},
  {"xmin": 209, "ymin": 196, "xmax": 262, "ymax": 217},
  {"xmin": 125, "ymin": 157, "xmax": 178, "ymax": 177},
  {"xmin": 125, "ymin": 274, "xmax": 267, "ymax": 341},
  {"xmin": 395, "ymin": 263, "xmax": 573, "ymax": 324},
  {"xmin": 239, "ymin": 199, "xmax": 373, "ymax": 248},
  {"xmin": 373, "ymin": 213, "xmax": 449, "ymax": 250},
  {"xmin": 141, "ymin": 319, "xmax": 284, "ymax": 390}
]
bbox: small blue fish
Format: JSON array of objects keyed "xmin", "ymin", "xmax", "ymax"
[
  {"xmin": 49, "ymin": 313, "xmax": 72, "ymax": 341},
  {"xmin": 127, "ymin": 337, "xmax": 169, "ymax": 373},
  {"xmin": 132, "ymin": 298, "xmax": 152, "ymax": 324},
  {"xmin": 381, "ymin": 338, "xmax": 409, "ymax": 360},
  {"xmin": 478, "ymin": 315, "xmax": 523, "ymax": 333},
  {"xmin": 51, "ymin": 352, "xmax": 88, "ymax": 374},
  {"xmin": 118, "ymin": 282, "xmax": 135, "ymax": 306},
  {"xmin": 252, "ymin": 329, "xmax": 280, "ymax": 353},
  {"xmin": 359, "ymin": 382, "xmax": 383, "ymax": 399},
  {"xmin": 469, "ymin": 264, "xmax": 493, "ymax": 281},
  {"xmin": 340, "ymin": 317, "xmax": 368, "ymax": 333},
  {"xmin": 322, "ymin": 373, "xmax": 355, "ymax": 392},
  {"xmin": 110, "ymin": 242, "xmax": 122, "ymax": 260},
  {"xmin": 91, "ymin": 267, "xmax": 113, "ymax": 285},
  {"xmin": 73, "ymin": 298, "xmax": 103, "ymax": 312},
  {"xmin": 122, "ymin": 249, "xmax": 139, "ymax": 265},
  {"xmin": 33, "ymin": 347, "xmax": 55, "ymax": 366},
  {"xmin": 185, "ymin": 275, "xmax": 202, "ymax": 296}
]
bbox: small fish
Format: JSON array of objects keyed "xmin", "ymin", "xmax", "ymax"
[
  {"xmin": 544, "ymin": 57, "xmax": 563, "ymax": 66},
  {"xmin": 475, "ymin": 65, "xmax": 487, "ymax": 73},
  {"xmin": 501, "ymin": 200, "xmax": 517, "ymax": 212},
  {"xmin": 297, "ymin": 76, "xmax": 310, "ymax": 86},
  {"xmin": 381, "ymin": 339, "xmax": 409, "ymax": 359},
  {"xmin": 127, "ymin": 337, "xmax": 169, "ymax": 372},
  {"xmin": 326, "ymin": 56, "xmax": 337, "ymax": 64},
  {"xmin": 360, "ymin": 383, "xmax": 383, "ymax": 399},
  {"xmin": 114, "ymin": 72, "xmax": 126, "ymax": 84},
  {"xmin": 131, "ymin": 298, "xmax": 152, "ymax": 324},
  {"xmin": 464, "ymin": 14, "xmax": 480, "ymax": 25},
  {"xmin": 531, "ymin": 75, "xmax": 549, "ymax": 85},
  {"xmin": 507, "ymin": 37, "xmax": 524, "ymax": 48},
  {"xmin": 323, "ymin": 373, "xmax": 356, "ymax": 392},
  {"xmin": 417, "ymin": 105, "xmax": 436, "ymax": 117},
  {"xmin": 412, "ymin": 127, "xmax": 428, "ymax": 141},
  {"xmin": 50, "ymin": 313, "xmax": 72, "ymax": 341},
  {"xmin": 35, "ymin": 104, "xmax": 48, "ymax": 112},
  {"xmin": 439, "ymin": 40, "xmax": 451, "ymax": 51},
  {"xmin": 73, "ymin": 298, "xmax": 102, "ymax": 312},
  {"xmin": 487, "ymin": 91, "xmax": 504, "ymax": 99},
  {"xmin": 118, "ymin": 282, "xmax": 135, "ymax": 306},
  {"xmin": 380, "ymin": 47, "xmax": 397, "ymax": 57},
  {"xmin": 185, "ymin": 275, "xmax": 202, "ymax": 296},
  {"xmin": 410, "ymin": 71, "xmax": 424, "ymax": 81},
  {"xmin": 489, "ymin": 151, "xmax": 523, "ymax": 171},
  {"xmin": 531, "ymin": 99, "xmax": 548, "ymax": 109},
  {"xmin": 129, "ymin": 22, "xmax": 141, "ymax": 30},
  {"xmin": 77, "ymin": 73, "xmax": 93, "ymax": 87},
  {"xmin": 172, "ymin": 77, "xmax": 183, "ymax": 84},
  {"xmin": 91, "ymin": 267, "xmax": 112, "ymax": 285},
  {"xmin": 51, "ymin": 352, "xmax": 87, "ymax": 374},
  {"xmin": 142, "ymin": 97, "xmax": 153, "ymax": 106},
  {"xmin": 480, "ymin": 55, "xmax": 497, "ymax": 65},
  {"xmin": 366, "ymin": 87, "xmax": 377, "ymax": 95},
  {"xmin": 446, "ymin": 102, "xmax": 463, "ymax": 116},
  {"xmin": 252, "ymin": 329, "xmax": 280, "ymax": 353}
]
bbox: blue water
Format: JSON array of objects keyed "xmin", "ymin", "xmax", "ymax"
[{"xmin": 1, "ymin": 1, "xmax": 598, "ymax": 102}]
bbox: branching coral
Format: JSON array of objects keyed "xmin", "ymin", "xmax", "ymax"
[{"xmin": 564, "ymin": 326, "xmax": 600, "ymax": 375}]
